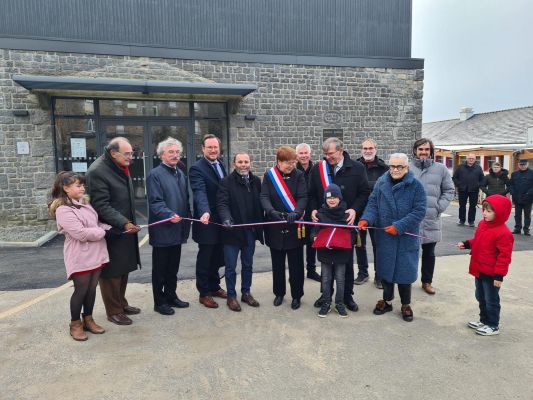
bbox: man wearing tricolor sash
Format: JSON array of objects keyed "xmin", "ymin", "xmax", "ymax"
[
  {"xmin": 308, "ymin": 137, "xmax": 370, "ymax": 312},
  {"xmin": 260, "ymin": 146, "xmax": 308, "ymax": 310}
]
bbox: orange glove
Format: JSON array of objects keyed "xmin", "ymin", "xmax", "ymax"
[
  {"xmin": 384, "ymin": 225, "xmax": 398, "ymax": 235},
  {"xmin": 357, "ymin": 220, "xmax": 369, "ymax": 231}
]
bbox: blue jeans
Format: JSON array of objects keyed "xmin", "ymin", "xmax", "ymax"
[
  {"xmin": 224, "ymin": 230, "xmax": 256, "ymax": 299},
  {"xmin": 321, "ymin": 262, "xmax": 346, "ymax": 304},
  {"xmin": 475, "ymin": 277, "xmax": 501, "ymax": 328}
]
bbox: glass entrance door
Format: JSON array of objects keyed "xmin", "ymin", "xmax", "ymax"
[{"xmin": 101, "ymin": 120, "xmax": 189, "ymax": 223}]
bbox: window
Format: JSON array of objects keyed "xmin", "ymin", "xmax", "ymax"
[{"xmin": 323, "ymin": 129, "xmax": 343, "ymax": 142}]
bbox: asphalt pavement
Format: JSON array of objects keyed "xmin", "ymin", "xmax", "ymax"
[
  {"xmin": 0, "ymin": 202, "xmax": 530, "ymax": 291},
  {"xmin": 1, "ymin": 202, "xmax": 533, "ymax": 399}
]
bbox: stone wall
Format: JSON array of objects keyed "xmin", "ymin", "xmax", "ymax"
[{"xmin": 0, "ymin": 49, "xmax": 423, "ymax": 238}]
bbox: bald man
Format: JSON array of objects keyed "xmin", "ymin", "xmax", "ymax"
[{"xmin": 86, "ymin": 137, "xmax": 142, "ymax": 326}]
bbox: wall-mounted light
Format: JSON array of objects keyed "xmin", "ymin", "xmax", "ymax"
[
  {"xmin": 13, "ymin": 110, "xmax": 29, "ymax": 117},
  {"xmin": 244, "ymin": 114, "xmax": 257, "ymax": 121}
]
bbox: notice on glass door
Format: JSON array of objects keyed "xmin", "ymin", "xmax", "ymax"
[{"xmin": 70, "ymin": 138, "xmax": 87, "ymax": 159}]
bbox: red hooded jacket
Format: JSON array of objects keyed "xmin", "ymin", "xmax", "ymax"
[{"xmin": 465, "ymin": 195, "xmax": 514, "ymax": 280}]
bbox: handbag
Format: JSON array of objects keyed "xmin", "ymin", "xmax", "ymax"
[{"xmin": 312, "ymin": 227, "xmax": 352, "ymax": 250}]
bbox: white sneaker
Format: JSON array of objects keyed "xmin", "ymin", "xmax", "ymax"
[
  {"xmin": 468, "ymin": 321, "xmax": 485, "ymax": 329},
  {"xmin": 475, "ymin": 325, "xmax": 500, "ymax": 336}
]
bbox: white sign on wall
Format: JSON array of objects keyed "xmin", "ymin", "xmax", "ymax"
[
  {"xmin": 16, "ymin": 142, "xmax": 30, "ymax": 155},
  {"xmin": 70, "ymin": 138, "xmax": 87, "ymax": 158}
]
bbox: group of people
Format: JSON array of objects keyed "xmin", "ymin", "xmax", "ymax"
[{"xmin": 48, "ymin": 134, "xmax": 521, "ymax": 340}]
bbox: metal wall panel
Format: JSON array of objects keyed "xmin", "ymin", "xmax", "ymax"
[{"xmin": 0, "ymin": 0, "xmax": 412, "ymax": 58}]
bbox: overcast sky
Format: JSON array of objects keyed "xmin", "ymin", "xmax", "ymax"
[{"xmin": 412, "ymin": 0, "xmax": 533, "ymax": 123}]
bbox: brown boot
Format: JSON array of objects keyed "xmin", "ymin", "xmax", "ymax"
[
  {"xmin": 422, "ymin": 283, "xmax": 436, "ymax": 295},
  {"xmin": 83, "ymin": 314, "xmax": 105, "ymax": 334},
  {"xmin": 69, "ymin": 320, "xmax": 88, "ymax": 341}
]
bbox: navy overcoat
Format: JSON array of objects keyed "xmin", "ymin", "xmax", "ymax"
[{"xmin": 361, "ymin": 171, "xmax": 427, "ymax": 284}]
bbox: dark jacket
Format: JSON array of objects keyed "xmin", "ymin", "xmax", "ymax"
[
  {"xmin": 85, "ymin": 150, "xmax": 141, "ymax": 278},
  {"xmin": 510, "ymin": 168, "xmax": 533, "ymax": 205},
  {"xmin": 260, "ymin": 167, "xmax": 307, "ymax": 250},
  {"xmin": 480, "ymin": 168, "xmax": 510, "ymax": 197},
  {"xmin": 452, "ymin": 162, "xmax": 484, "ymax": 192},
  {"xmin": 308, "ymin": 152, "xmax": 370, "ymax": 220},
  {"xmin": 356, "ymin": 156, "xmax": 388, "ymax": 191},
  {"xmin": 146, "ymin": 163, "xmax": 191, "ymax": 247},
  {"xmin": 297, "ymin": 160, "xmax": 314, "ymax": 221},
  {"xmin": 312, "ymin": 201, "xmax": 355, "ymax": 265},
  {"xmin": 189, "ymin": 157, "xmax": 227, "ymax": 244},
  {"xmin": 216, "ymin": 170, "xmax": 264, "ymax": 246}
]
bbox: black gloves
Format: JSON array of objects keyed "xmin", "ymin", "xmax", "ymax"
[
  {"xmin": 223, "ymin": 219, "xmax": 233, "ymax": 229},
  {"xmin": 269, "ymin": 210, "xmax": 285, "ymax": 221},
  {"xmin": 286, "ymin": 212, "xmax": 299, "ymax": 223},
  {"xmin": 104, "ymin": 227, "xmax": 123, "ymax": 240}
]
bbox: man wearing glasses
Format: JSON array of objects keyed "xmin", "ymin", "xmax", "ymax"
[
  {"xmin": 86, "ymin": 137, "xmax": 142, "ymax": 326},
  {"xmin": 308, "ymin": 137, "xmax": 370, "ymax": 312},
  {"xmin": 355, "ymin": 138, "xmax": 389, "ymax": 289}
]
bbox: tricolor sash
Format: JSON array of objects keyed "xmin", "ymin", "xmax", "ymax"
[
  {"xmin": 318, "ymin": 160, "xmax": 332, "ymax": 190},
  {"xmin": 267, "ymin": 167, "xmax": 296, "ymax": 212}
]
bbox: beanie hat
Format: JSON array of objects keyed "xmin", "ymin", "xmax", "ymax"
[{"xmin": 324, "ymin": 184, "xmax": 342, "ymax": 201}]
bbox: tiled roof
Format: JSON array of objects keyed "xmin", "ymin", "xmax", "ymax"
[{"xmin": 422, "ymin": 106, "xmax": 533, "ymax": 146}]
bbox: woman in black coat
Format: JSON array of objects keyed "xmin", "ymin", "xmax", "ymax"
[{"xmin": 260, "ymin": 146, "xmax": 308, "ymax": 309}]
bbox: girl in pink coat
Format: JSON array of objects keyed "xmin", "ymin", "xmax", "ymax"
[{"xmin": 48, "ymin": 172, "xmax": 113, "ymax": 341}]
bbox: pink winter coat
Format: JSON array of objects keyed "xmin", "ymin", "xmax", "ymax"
[{"xmin": 56, "ymin": 201, "xmax": 110, "ymax": 278}]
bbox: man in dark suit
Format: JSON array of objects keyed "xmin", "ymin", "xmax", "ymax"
[
  {"xmin": 189, "ymin": 134, "xmax": 227, "ymax": 308},
  {"xmin": 308, "ymin": 137, "xmax": 370, "ymax": 312},
  {"xmin": 216, "ymin": 152, "xmax": 264, "ymax": 311}
]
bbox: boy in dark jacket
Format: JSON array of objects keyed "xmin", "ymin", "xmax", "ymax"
[
  {"xmin": 457, "ymin": 195, "xmax": 514, "ymax": 336},
  {"xmin": 312, "ymin": 184, "xmax": 354, "ymax": 318}
]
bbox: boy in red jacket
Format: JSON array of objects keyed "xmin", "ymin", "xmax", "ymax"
[{"xmin": 457, "ymin": 194, "xmax": 514, "ymax": 336}]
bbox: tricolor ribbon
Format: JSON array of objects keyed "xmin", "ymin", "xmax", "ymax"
[
  {"xmin": 267, "ymin": 167, "xmax": 297, "ymax": 212},
  {"xmin": 318, "ymin": 160, "xmax": 332, "ymax": 190}
]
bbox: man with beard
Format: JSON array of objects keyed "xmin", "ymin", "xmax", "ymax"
[
  {"xmin": 308, "ymin": 137, "xmax": 370, "ymax": 312},
  {"xmin": 410, "ymin": 138, "xmax": 454, "ymax": 295},
  {"xmin": 355, "ymin": 138, "xmax": 388, "ymax": 289},
  {"xmin": 217, "ymin": 152, "xmax": 264, "ymax": 311}
]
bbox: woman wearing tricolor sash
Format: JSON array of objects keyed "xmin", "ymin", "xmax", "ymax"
[{"xmin": 260, "ymin": 146, "xmax": 308, "ymax": 310}]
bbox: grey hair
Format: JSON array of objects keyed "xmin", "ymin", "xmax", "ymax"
[
  {"xmin": 361, "ymin": 138, "xmax": 377, "ymax": 148},
  {"xmin": 157, "ymin": 137, "xmax": 183, "ymax": 156},
  {"xmin": 106, "ymin": 137, "xmax": 131, "ymax": 152},
  {"xmin": 322, "ymin": 137, "xmax": 344, "ymax": 152},
  {"xmin": 295, "ymin": 143, "xmax": 311, "ymax": 153},
  {"xmin": 389, "ymin": 153, "xmax": 409, "ymax": 164}
]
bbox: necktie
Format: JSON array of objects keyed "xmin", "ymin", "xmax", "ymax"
[{"xmin": 212, "ymin": 161, "xmax": 224, "ymax": 179}]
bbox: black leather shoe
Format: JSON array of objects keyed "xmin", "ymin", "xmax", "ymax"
[
  {"xmin": 154, "ymin": 304, "xmax": 175, "ymax": 316},
  {"xmin": 169, "ymin": 297, "xmax": 190, "ymax": 308},
  {"xmin": 306, "ymin": 269, "xmax": 321, "ymax": 282},
  {"xmin": 273, "ymin": 296, "xmax": 284, "ymax": 307},
  {"xmin": 345, "ymin": 297, "xmax": 359, "ymax": 312},
  {"xmin": 314, "ymin": 296, "xmax": 325, "ymax": 308},
  {"xmin": 291, "ymin": 298, "xmax": 301, "ymax": 310},
  {"xmin": 123, "ymin": 305, "xmax": 141, "ymax": 315}
]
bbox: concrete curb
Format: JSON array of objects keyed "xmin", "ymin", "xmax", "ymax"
[{"xmin": 0, "ymin": 231, "xmax": 57, "ymax": 248}]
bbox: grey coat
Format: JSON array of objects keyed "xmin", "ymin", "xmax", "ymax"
[{"xmin": 410, "ymin": 158, "xmax": 455, "ymax": 244}]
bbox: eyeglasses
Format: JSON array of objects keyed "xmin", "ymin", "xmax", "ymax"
[
  {"xmin": 118, "ymin": 151, "xmax": 134, "ymax": 158},
  {"xmin": 389, "ymin": 165, "xmax": 407, "ymax": 171}
]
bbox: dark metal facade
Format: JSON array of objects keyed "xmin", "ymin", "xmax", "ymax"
[{"xmin": 0, "ymin": 0, "xmax": 413, "ymax": 59}]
